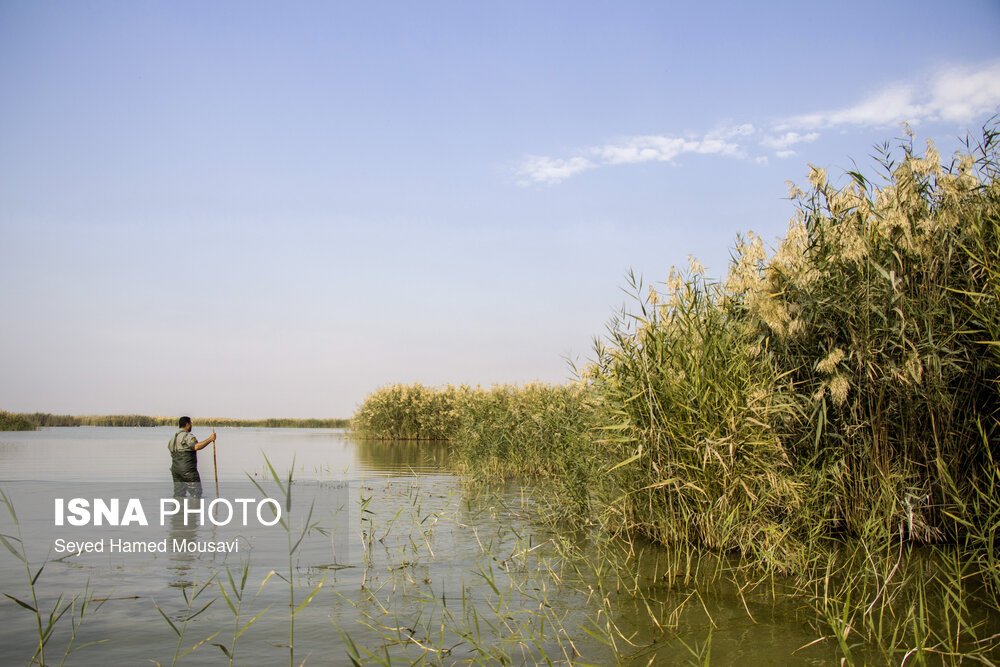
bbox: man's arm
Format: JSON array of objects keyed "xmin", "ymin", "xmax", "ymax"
[{"xmin": 193, "ymin": 432, "xmax": 217, "ymax": 451}]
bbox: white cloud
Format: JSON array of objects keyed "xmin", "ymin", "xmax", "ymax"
[
  {"xmin": 513, "ymin": 61, "xmax": 1000, "ymax": 186},
  {"xmin": 594, "ymin": 136, "xmax": 693, "ymax": 164},
  {"xmin": 516, "ymin": 155, "xmax": 595, "ymax": 185},
  {"xmin": 515, "ymin": 127, "xmax": 751, "ymax": 185},
  {"xmin": 515, "ymin": 124, "xmax": 755, "ymax": 186},
  {"xmin": 760, "ymin": 131, "xmax": 820, "ymax": 150},
  {"xmin": 929, "ymin": 62, "xmax": 1000, "ymax": 122},
  {"xmin": 776, "ymin": 61, "xmax": 1000, "ymax": 131},
  {"xmin": 592, "ymin": 132, "xmax": 744, "ymax": 165},
  {"xmin": 708, "ymin": 123, "xmax": 756, "ymax": 139},
  {"xmin": 777, "ymin": 85, "xmax": 921, "ymax": 130}
]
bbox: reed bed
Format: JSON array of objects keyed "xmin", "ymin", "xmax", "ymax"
[
  {"xmin": 350, "ymin": 383, "xmax": 467, "ymax": 440},
  {"xmin": 352, "ymin": 123, "xmax": 1000, "ymax": 661},
  {"xmin": 352, "ymin": 382, "xmax": 601, "ymax": 520},
  {"xmin": 0, "ymin": 410, "xmax": 36, "ymax": 431},
  {"xmin": 356, "ymin": 124, "xmax": 1000, "ymax": 557}
]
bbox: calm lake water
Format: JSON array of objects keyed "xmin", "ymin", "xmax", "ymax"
[{"xmin": 0, "ymin": 427, "xmax": 838, "ymax": 665}]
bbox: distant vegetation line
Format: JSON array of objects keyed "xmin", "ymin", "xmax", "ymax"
[{"xmin": 0, "ymin": 411, "xmax": 349, "ymax": 430}]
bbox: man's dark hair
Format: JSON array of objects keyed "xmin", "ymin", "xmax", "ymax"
[{"xmin": 178, "ymin": 416, "xmax": 192, "ymax": 429}]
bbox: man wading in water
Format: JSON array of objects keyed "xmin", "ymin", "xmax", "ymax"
[{"xmin": 168, "ymin": 416, "xmax": 217, "ymax": 498}]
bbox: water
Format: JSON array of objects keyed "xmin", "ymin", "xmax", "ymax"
[{"xmin": 0, "ymin": 427, "xmax": 838, "ymax": 665}]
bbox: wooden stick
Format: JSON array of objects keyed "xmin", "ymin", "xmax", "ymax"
[{"xmin": 212, "ymin": 427, "xmax": 219, "ymax": 497}]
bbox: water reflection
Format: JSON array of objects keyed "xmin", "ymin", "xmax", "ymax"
[
  {"xmin": 166, "ymin": 505, "xmax": 200, "ymax": 588},
  {"xmin": 350, "ymin": 438, "xmax": 451, "ymax": 473}
]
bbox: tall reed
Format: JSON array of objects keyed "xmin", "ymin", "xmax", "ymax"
[
  {"xmin": 589, "ymin": 123, "xmax": 1000, "ymax": 563},
  {"xmin": 592, "ymin": 266, "xmax": 807, "ymax": 568}
]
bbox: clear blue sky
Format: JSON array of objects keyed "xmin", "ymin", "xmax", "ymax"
[{"xmin": 2, "ymin": 1, "xmax": 999, "ymax": 418}]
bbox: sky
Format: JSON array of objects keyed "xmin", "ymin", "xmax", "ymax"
[{"xmin": 1, "ymin": 1, "xmax": 999, "ymax": 419}]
